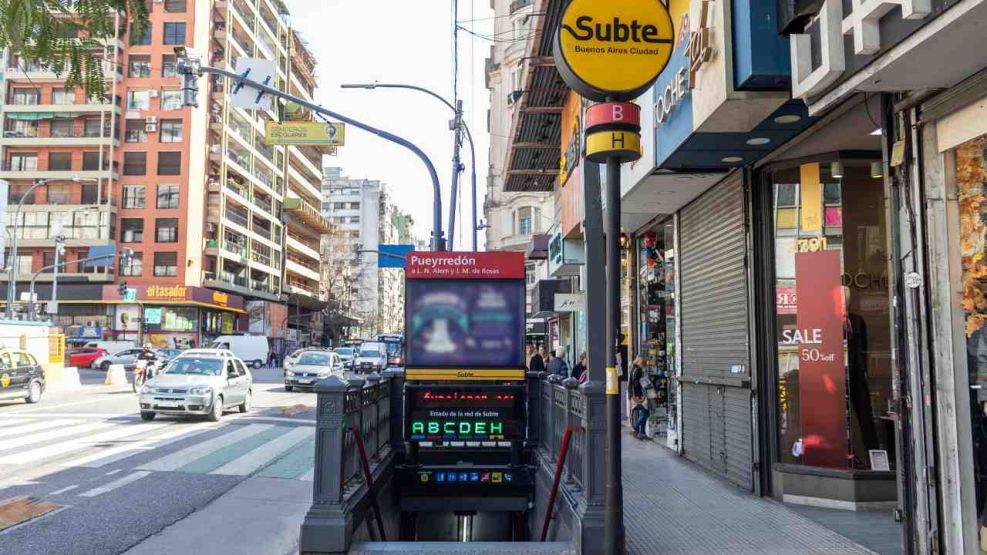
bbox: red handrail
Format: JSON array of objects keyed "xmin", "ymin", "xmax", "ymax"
[
  {"xmin": 349, "ymin": 424, "xmax": 387, "ymax": 541},
  {"xmin": 540, "ymin": 424, "xmax": 583, "ymax": 542}
]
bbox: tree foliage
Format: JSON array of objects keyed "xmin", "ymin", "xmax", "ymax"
[{"xmin": 0, "ymin": 0, "xmax": 148, "ymax": 98}]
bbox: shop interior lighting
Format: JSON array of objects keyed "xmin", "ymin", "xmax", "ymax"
[
  {"xmin": 746, "ymin": 137, "xmax": 771, "ymax": 146},
  {"xmin": 870, "ymin": 128, "xmax": 883, "ymax": 136},
  {"xmin": 871, "ymin": 161, "xmax": 884, "ymax": 178},
  {"xmin": 831, "ymin": 161, "xmax": 844, "ymax": 178}
]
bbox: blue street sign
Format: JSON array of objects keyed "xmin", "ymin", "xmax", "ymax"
[{"xmin": 377, "ymin": 244, "xmax": 415, "ymax": 269}]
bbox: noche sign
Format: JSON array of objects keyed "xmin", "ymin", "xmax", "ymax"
[{"xmin": 554, "ymin": 0, "xmax": 675, "ymax": 101}]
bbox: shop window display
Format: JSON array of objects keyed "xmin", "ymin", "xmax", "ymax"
[
  {"xmin": 952, "ymin": 135, "xmax": 987, "ymax": 542},
  {"xmin": 770, "ymin": 159, "xmax": 893, "ymax": 471},
  {"xmin": 636, "ymin": 219, "xmax": 676, "ymax": 443}
]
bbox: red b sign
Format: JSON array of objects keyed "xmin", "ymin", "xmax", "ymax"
[{"xmin": 585, "ymin": 102, "xmax": 641, "ymax": 134}]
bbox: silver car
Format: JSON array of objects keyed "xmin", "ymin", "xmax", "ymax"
[
  {"xmin": 138, "ymin": 349, "xmax": 252, "ymax": 422},
  {"xmin": 284, "ymin": 351, "xmax": 342, "ymax": 391}
]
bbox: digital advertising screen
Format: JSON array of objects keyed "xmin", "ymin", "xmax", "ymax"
[
  {"xmin": 405, "ymin": 385, "xmax": 525, "ymax": 442},
  {"xmin": 404, "ymin": 279, "xmax": 524, "ymax": 369}
]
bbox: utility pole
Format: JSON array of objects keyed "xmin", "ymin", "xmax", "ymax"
[
  {"xmin": 176, "ymin": 49, "xmax": 446, "ymax": 251},
  {"xmin": 447, "ymin": 99, "xmax": 464, "ymax": 251}
]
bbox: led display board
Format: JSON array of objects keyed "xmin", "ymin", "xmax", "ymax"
[{"xmin": 405, "ymin": 384, "xmax": 525, "ymax": 442}]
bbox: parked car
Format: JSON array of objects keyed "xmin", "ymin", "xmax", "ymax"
[
  {"xmin": 0, "ymin": 348, "xmax": 45, "ymax": 404},
  {"xmin": 209, "ymin": 335, "xmax": 269, "ymax": 369},
  {"xmin": 68, "ymin": 347, "xmax": 106, "ymax": 368},
  {"xmin": 332, "ymin": 347, "xmax": 356, "ymax": 370},
  {"xmin": 92, "ymin": 347, "xmax": 145, "ymax": 371},
  {"xmin": 283, "ymin": 348, "xmax": 324, "ymax": 370},
  {"xmin": 137, "ymin": 349, "xmax": 252, "ymax": 421},
  {"xmin": 354, "ymin": 342, "xmax": 387, "ymax": 373},
  {"xmin": 82, "ymin": 341, "xmax": 136, "ymax": 354},
  {"xmin": 284, "ymin": 351, "xmax": 343, "ymax": 391}
]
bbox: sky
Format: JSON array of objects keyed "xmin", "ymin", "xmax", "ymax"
[{"xmin": 283, "ymin": 0, "xmax": 494, "ymax": 250}]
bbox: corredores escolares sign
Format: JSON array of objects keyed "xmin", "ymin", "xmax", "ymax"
[{"xmin": 554, "ymin": 0, "xmax": 675, "ymax": 102}]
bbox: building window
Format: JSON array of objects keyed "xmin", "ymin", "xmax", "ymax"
[
  {"xmin": 82, "ymin": 151, "xmax": 105, "ymax": 171},
  {"xmin": 157, "ymin": 152, "xmax": 181, "ymax": 175},
  {"xmin": 769, "ymin": 159, "xmax": 890, "ymax": 471},
  {"xmin": 123, "ymin": 152, "xmax": 147, "ymax": 175},
  {"xmin": 17, "ymin": 212, "xmax": 48, "ymax": 239},
  {"xmin": 121, "ymin": 218, "xmax": 144, "ymax": 242},
  {"xmin": 164, "ymin": 0, "xmax": 186, "ymax": 12},
  {"xmin": 50, "ymin": 119, "xmax": 73, "ymax": 138},
  {"xmin": 125, "ymin": 119, "xmax": 148, "ymax": 143},
  {"xmin": 11, "ymin": 88, "xmax": 39, "ymax": 105},
  {"xmin": 155, "ymin": 218, "xmax": 178, "ymax": 242},
  {"xmin": 46, "ymin": 183, "xmax": 72, "ymax": 204},
  {"xmin": 159, "ymin": 119, "xmax": 183, "ymax": 143},
  {"xmin": 161, "ymin": 54, "xmax": 177, "ymax": 77},
  {"xmin": 7, "ymin": 153, "xmax": 38, "ymax": 171},
  {"xmin": 120, "ymin": 252, "xmax": 143, "ymax": 276},
  {"xmin": 349, "ymin": 202, "xmax": 359, "ymax": 209},
  {"xmin": 156, "ymin": 184, "xmax": 179, "ymax": 208},
  {"xmin": 515, "ymin": 206, "xmax": 539, "ymax": 236},
  {"xmin": 127, "ymin": 90, "xmax": 151, "ymax": 111},
  {"xmin": 153, "ymin": 252, "xmax": 178, "ymax": 277},
  {"xmin": 52, "ymin": 88, "xmax": 75, "ymax": 105},
  {"xmin": 163, "ymin": 22, "xmax": 186, "ymax": 45},
  {"xmin": 81, "ymin": 183, "xmax": 99, "ymax": 204},
  {"xmin": 130, "ymin": 25, "xmax": 151, "ymax": 46},
  {"xmin": 48, "ymin": 152, "xmax": 72, "ymax": 171},
  {"xmin": 160, "ymin": 89, "xmax": 182, "ymax": 110},
  {"xmin": 4, "ymin": 120, "xmax": 38, "ymax": 138},
  {"xmin": 83, "ymin": 118, "xmax": 105, "ymax": 137},
  {"xmin": 128, "ymin": 55, "xmax": 151, "ymax": 78},
  {"xmin": 122, "ymin": 185, "xmax": 145, "ymax": 209}
]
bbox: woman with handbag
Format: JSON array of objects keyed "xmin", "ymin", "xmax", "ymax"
[{"xmin": 630, "ymin": 355, "xmax": 651, "ymax": 440}]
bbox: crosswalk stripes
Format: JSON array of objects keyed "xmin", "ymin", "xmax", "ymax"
[
  {"xmin": 138, "ymin": 423, "xmax": 274, "ymax": 472},
  {"xmin": 0, "ymin": 422, "xmax": 170, "ymax": 465},
  {"xmin": 0, "ymin": 415, "xmax": 317, "ymax": 488}
]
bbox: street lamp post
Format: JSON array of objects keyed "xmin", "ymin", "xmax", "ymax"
[
  {"xmin": 6, "ymin": 177, "xmax": 96, "ymax": 319},
  {"xmin": 176, "ymin": 52, "xmax": 446, "ymax": 251},
  {"xmin": 49, "ymin": 205, "xmax": 101, "ymax": 317},
  {"xmin": 341, "ymin": 83, "xmax": 479, "ymax": 252}
]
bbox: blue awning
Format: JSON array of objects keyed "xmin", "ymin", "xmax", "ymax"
[{"xmin": 85, "ymin": 245, "xmax": 116, "ymax": 268}]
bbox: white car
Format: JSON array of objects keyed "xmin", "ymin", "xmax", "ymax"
[
  {"xmin": 284, "ymin": 350, "xmax": 343, "ymax": 391},
  {"xmin": 138, "ymin": 349, "xmax": 252, "ymax": 422},
  {"xmin": 354, "ymin": 342, "xmax": 387, "ymax": 373}
]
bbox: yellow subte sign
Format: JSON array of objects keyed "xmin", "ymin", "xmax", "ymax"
[
  {"xmin": 405, "ymin": 369, "xmax": 525, "ymax": 381},
  {"xmin": 554, "ymin": 0, "xmax": 675, "ymax": 101},
  {"xmin": 264, "ymin": 121, "xmax": 345, "ymax": 147}
]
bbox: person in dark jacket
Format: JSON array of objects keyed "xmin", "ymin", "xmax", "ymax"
[
  {"xmin": 571, "ymin": 351, "xmax": 587, "ymax": 380},
  {"xmin": 547, "ymin": 347, "xmax": 569, "ymax": 379},
  {"xmin": 630, "ymin": 355, "xmax": 650, "ymax": 440},
  {"xmin": 528, "ymin": 344, "xmax": 546, "ymax": 374}
]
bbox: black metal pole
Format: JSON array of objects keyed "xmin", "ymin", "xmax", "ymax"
[
  {"xmin": 448, "ymin": 100, "xmax": 463, "ymax": 250},
  {"xmin": 604, "ymin": 155, "xmax": 625, "ymax": 555},
  {"xmin": 464, "ymin": 124, "xmax": 478, "ymax": 251},
  {"xmin": 193, "ymin": 66, "xmax": 445, "ymax": 251}
]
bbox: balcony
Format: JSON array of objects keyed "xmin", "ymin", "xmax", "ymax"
[
  {"xmin": 284, "ymin": 197, "xmax": 331, "ymax": 234},
  {"xmin": 286, "ymin": 257, "xmax": 320, "ymax": 282},
  {"xmin": 0, "ymin": 126, "xmax": 117, "ymax": 147},
  {"xmin": 285, "ymin": 276, "xmax": 319, "ymax": 299},
  {"xmin": 0, "ymin": 160, "xmax": 117, "ymax": 181},
  {"xmin": 286, "ymin": 235, "xmax": 319, "ymax": 260},
  {"xmin": 2, "ymin": 102, "xmax": 120, "ymax": 114},
  {"xmin": 5, "ymin": 205, "xmax": 114, "ymax": 248}
]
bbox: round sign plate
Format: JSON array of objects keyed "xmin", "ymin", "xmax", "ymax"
[
  {"xmin": 554, "ymin": 0, "xmax": 675, "ymax": 102},
  {"xmin": 585, "ymin": 130, "xmax": 642, "ymax": 163}
]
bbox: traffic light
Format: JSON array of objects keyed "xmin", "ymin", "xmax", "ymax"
[{"xmin": 118, "ymin": 281, "xmax": 128, "ymax": 296}]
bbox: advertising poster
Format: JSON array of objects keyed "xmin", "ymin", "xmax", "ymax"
[
  {"xmin": 794, "ymin": 250, "xmax": 847, "ymax": 468},
  {"xmin": 405, "ymin": 280, "xmax": 524, "ymax": 368}
]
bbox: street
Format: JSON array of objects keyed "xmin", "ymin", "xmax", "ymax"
[{"xmin": 0, "ymin": 367, "xmax": 316, "ymax": 555}]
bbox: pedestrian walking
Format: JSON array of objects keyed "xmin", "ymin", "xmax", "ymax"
[
  {"xmin": 630, "ymin": 355, "xmax": 651, "ymax": 440},
  {"xmin": 547, "ymin": 346, "xmax": 569, "ymax": 379}
]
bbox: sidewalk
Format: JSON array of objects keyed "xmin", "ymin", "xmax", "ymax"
[
  {"xmin": 123, "ymin": 476, "xmax": 310, "ymax": 555},
  {"xmin": 622, "ymin": 434, "xmax": 895, "ymax": 554}
]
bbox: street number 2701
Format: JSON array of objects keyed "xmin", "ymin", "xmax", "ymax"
[{"xmin": 794, "ymin": 237, "xmax": 828, "ymax": 253}]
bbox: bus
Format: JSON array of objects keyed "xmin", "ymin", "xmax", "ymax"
[{"xmin": 377, "ymin": 334, "xmax": 404, "ymax": 367}]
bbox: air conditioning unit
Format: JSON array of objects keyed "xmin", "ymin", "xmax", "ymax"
[
  {"xmin": 148, "ymin": 89, "xmax": 159, "ymax": 98},
  {"xmin": 145, "ymin": 116, "xmax": 158, "ymax": 132}
]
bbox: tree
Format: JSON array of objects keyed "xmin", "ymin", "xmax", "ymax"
[{"xmin": 0, "ymin": 0, "xmax": 148, "ymax": 98}]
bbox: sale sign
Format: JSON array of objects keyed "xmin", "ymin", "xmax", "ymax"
[{"xmin": 794, "ymin": 250, "xmax": 847, "ymax": 468}]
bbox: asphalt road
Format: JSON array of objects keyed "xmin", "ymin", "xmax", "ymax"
[{"xmin": 0, "ymin": 366, "xmax": 318, "ymax": 555}]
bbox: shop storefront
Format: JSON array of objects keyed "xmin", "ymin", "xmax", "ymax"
[{"xmin": 101, "ymin": 285, "xmax": 246, "ymax": 348}]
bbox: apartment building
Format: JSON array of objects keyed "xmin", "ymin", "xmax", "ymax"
[
  {"xmin": 484, "ymin": 0, "xmax": 554, "ymax": 322},
  {"xmin": 321, "ymin": 167, "xmax": 416, "ymax": 338},
  {"xmin": 0, "ymin": 0, "xmax": 331, "ymax": 349}
]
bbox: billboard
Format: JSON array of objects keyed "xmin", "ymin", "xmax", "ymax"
[{"xmin": 404, "ymin": 252, "xmax": 526, "ymax": 376}]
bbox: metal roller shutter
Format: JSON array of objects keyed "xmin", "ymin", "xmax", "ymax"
[{"xmin": 678, "ymin": 173, "xmax": 754, "ymax": 490}]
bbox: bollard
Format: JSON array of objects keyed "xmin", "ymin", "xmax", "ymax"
[{"xmin": 104, "ymin": 364, "xmax": 127, "ymax": 386}]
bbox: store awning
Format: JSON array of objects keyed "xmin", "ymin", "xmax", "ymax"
[
  {"xmin": 6, "ymin": 112, "xmax": 55, "ymax": 121},
  {"xmin": 84, "ymin": 245, "xmax": 116, "ymax": 268}
]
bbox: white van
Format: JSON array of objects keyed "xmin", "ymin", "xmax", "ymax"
[{"xmin": 210, "ymin": 335, "xmax": 269, "ymax": 369}]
